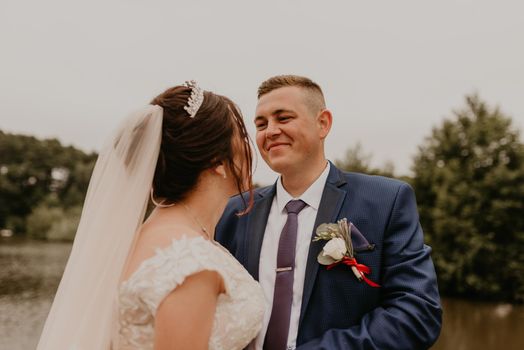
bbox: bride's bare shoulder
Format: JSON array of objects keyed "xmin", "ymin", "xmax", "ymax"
[
  {"xmin": 143, "ymin": 221, "xmax": 201, "ymax": 242},
  {"xmin": 137, "ymin": 222, "xmax": 203, "ymax": 254}
]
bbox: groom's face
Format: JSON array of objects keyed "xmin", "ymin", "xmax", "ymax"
[{"xmin": 254, "ymin": 86, "xmax": 324, "ymax": 175}]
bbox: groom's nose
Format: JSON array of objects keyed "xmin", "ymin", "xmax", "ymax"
[{"xmin": 265, "ymin": 120, "xmax": 281, "ymax": 139}]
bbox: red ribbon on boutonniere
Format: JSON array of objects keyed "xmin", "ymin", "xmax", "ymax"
[
  {"xmin": 313, "ymin": 218, "xmax": 380, "ymax": 288},
  {"xmin": 327, "ymin": 256, "xmax": 380, "ymax": 288}
]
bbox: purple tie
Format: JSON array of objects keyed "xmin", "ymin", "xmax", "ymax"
[{"xmin": 264, "ymin": 199, "xmax": 307, "ymax": 350}]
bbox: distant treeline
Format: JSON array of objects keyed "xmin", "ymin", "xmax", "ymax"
[
  {"xmin": 0, "ymin": 131, "xmax": 96, "ymax": 240},
  {"xmin": 1, "ymin": 94, "xmax": 523, "ymax": 303}
]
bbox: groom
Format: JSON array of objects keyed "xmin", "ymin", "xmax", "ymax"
[{"xmin": 216, "ymin": 75, "xmax": 442, "ymax": 349}]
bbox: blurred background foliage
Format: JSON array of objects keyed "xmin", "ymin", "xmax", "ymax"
[
  {"xmin": 0, "ymin": 132, "xmax": 96, "ymax": 239},
  {"xmin": 330, "ymin": 94, "xmax": 523, "ymax": 303},
  {"xmin": 411, "ymin": 94, "xmax": 524, "ymax": 303},
  {"xmin": 1, "ymin": 93, "xmax": 523, "ymax": 302}
]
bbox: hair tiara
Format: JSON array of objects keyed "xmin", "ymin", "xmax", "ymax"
[{"xmin": 183, "ymin": 80, "xmax": 204, "ymax": 118}]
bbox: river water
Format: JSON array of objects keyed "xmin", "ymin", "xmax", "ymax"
[{"xmin": 1, "ymin": 238, "xmax": 523, "ymax": 350}]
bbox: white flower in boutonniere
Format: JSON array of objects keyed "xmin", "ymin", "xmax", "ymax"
[
  {"xmin": 313, "ymin": 218, "xmax": 380, "ymax": 288},
  {"xmin": 322, "ymin": 237, "xmax": 347, "ymax": 260}
]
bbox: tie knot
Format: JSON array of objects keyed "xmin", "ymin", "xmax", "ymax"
[{"xmin": 285, "ymin": 199, "xmax": 307, "ymax": 215}]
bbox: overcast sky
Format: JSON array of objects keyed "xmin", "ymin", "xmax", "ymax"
[{"xmin": 1, "ymin": 0, "xmax": 523, "ymax": 185}]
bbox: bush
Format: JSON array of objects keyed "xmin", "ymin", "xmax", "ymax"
[
  {"xmin": 26, "ymin": 204, "xmax": 65, "ymax": 240},
  {"xmin": 47, "ymin": 206, "xmax": 82, "ymax": 241},
  {"xmin": 26, "ymin": 204, "xmax": 81, "ymax": 241}
]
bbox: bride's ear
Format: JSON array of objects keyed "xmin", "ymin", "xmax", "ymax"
[{"xmin": 213, "ymin": 163, "xmax": 228, "ymax": 179}]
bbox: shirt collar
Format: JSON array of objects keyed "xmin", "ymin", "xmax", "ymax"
[{"xmin": 276, "ymin": 162, "xmax": 331, "ymax": 213}]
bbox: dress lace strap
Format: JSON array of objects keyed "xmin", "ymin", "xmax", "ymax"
[{"xmin": 119, "ymin": 236, "xmax": 232, "ymax": 315}]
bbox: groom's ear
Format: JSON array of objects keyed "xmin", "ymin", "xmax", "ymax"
[{"xmin": 317, "ymin": 109, "xmax": 332, "ymax": 139}]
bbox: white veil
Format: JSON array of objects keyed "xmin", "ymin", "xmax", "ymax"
[{"xmin": 37, "ymin": 105, "xmax": 163, "ymax": 350}]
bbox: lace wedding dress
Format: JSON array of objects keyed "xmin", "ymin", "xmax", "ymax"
[{"xmin": 115, "ymin": 236, "xmax": 265, "ymax": 350}]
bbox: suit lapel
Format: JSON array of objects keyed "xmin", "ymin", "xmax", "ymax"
[
  {"xmin": 299, "ymin": 164, "xmax": 347, "ymax": 327},
  {"xmin": 245, "ymin": 184, "xmax": 276, "ymax": 280}
]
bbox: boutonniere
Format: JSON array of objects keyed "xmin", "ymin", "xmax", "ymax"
[{"xmin": 313, "ymin": 218, "xmax": 380, "ymax": 288}]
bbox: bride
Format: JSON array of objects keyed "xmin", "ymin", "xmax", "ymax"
[{"xmin": 37, "ymin": 81, "xmax": 265, "ymax": 350}]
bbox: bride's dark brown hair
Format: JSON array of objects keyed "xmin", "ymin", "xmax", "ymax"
[{"xmin": 150, "ymin": 85, "xmax": 254, "ymax": 214}]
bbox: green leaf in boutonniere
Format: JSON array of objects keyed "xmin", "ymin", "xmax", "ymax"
[{"xmin": 313, "ymin": 223, "xmax": 342, "ymax": 242}]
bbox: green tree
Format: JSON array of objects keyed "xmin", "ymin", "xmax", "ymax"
[
  {"xmin": 336, "ymin": 142, "xmax": 396, "ymax": 177},
  {"xmin": 412, "ymin": 94, "xmax": 524, "ymax": 303}
]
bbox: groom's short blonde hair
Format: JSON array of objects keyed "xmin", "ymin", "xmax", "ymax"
[{"xmin": 257, "ymin": 75, "xmax": 326, "ymax": 114}]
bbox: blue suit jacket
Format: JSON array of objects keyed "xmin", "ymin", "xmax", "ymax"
[{"xmin": 216, "ymin": 164, "xmax": 442, "ymax": 349}]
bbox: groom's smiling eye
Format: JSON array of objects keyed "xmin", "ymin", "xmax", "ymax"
[{"xmin": 255, "ymin": 119, "xmax": 267, "ymax": 130}]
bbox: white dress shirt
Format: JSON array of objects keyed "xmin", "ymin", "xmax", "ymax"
[{"xmin": 252, "ymin": 162, "xmax": 330, "ymax": 350}]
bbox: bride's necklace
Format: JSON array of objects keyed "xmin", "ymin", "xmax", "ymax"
[{"xmin": 182, "ymin": 203, "xmax": 211, "ymax": 241}]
